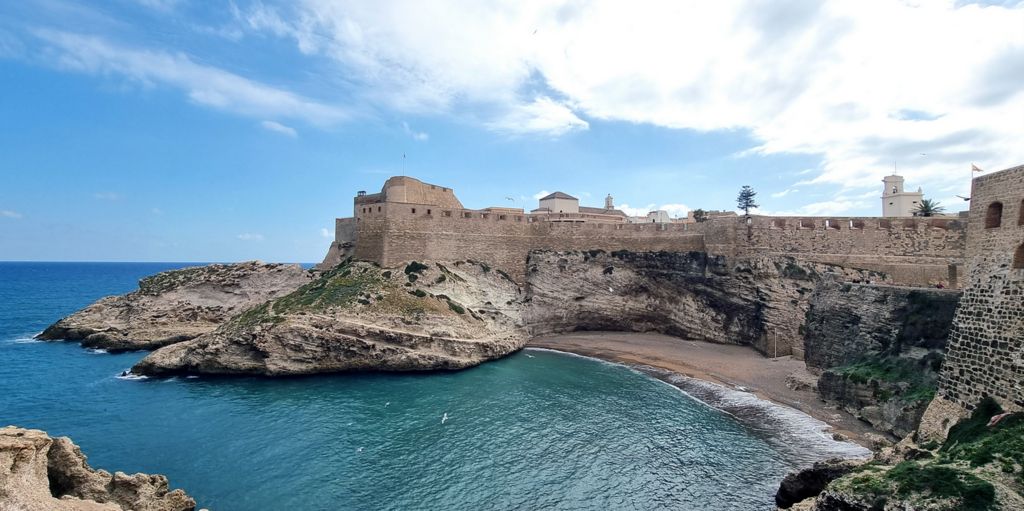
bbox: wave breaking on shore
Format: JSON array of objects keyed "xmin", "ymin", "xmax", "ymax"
[{"xmin": 526, "ymin": 347, "xmax": 870, "ymax": 464}]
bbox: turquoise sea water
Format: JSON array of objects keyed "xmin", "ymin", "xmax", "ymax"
[{"xmin": 0, "ymin": 262, "xmax": 859, "ymax": 510}]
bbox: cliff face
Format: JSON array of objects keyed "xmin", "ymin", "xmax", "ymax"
[
  {"xmin": 524, "ymin": 250, "xmax": 884, "ymax": 357},
  {"xmin": 133, "ymin": 260, "xmax": 526, "ymax": 376},
  {"xmin": 0, "ymin": 426, "xmax": 195, "ymax": 511},
  {"xmin": 803, "ymin": 282, "xmax": 961, "ymax": 437}
]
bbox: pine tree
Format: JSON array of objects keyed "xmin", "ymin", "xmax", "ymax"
[{"xmin": 736, "ymin": 185, "xmax": 759, "ymax": 215}]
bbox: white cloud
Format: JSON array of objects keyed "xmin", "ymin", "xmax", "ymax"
[
  {"xmin": 236, "ymin": 233, "xmax": 264, "ymax": 241},
  {"xmin": 320, "ymin": 227, "xmax": 332, "ymax": 238},
  {"xmin": 660, "ymin": 203, "xmax": 691, "ymax": 218},
  {"xmin": 486, "ymin": 97, "xmax": 588, "ymax": 136},
  {"xmin": 771, "ymin": 188, "xmax": 799, "ymax": 198},
  {"xmin": 532, "ymin": 190, "xmax": 552, "ymax": 200},
  {"xmin": 1, "ymin": 210, "xmax": 22, "ymax": 219},
  {"xmin": 260, "ymin": 120, "xmax": 298, "ymax": 138},
  {"xmin": 31, "ymin": 29, "xmax": 348, "ymax": 126},
  {"xmin": 93, "ymin": 192, "xmax": 121, "ymax": 200},
  {"xmin": 402, "ymin": 121, "xmax": 429, "ymax": 141},
  {"xmin": 617, "ymin": 203, "xmax": 657, "ymax": 217},
  {"xmin": 247, "ymin": 0, "xmax": 1022, "ymax": 211},
  {"xmin": 132, "ymin": 0, "xmax": 181, "ymax": 12}
]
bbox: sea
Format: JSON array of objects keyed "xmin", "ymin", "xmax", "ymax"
[{"xmin": 0, "ymin": 262, "xmax": 866, "ymax": 510}]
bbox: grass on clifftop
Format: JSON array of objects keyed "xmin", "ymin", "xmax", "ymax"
[
  {"xmin": 830, "ymin": 397, "xmax": 1024, "ymax": 510},
  {"xmin": 941, "ymin": 397, "xmax": 1024, "ymax": 486},
  {"xmin": 138, "ymin": 264, "xmax": 230, "ymax": 295}
]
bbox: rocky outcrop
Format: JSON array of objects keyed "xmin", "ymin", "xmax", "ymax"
[
  {"xmin": 803, "ymin": 281, "xmax": 961, "ymax": 437},
  {"xmin": 791, "ymin": 398, "xmax": 1024, "ymax": 510},
  {"xmin": 524, "ymin": 250, "xmax": 884, "ymax": 358},
  {"xmin": 133, "ymin": 260, "xmax": 526, "ymax": 376},
  {"xmin": 775, "ymin": 458, "xmax": 863, "ymax": 509},
  {"xmin": 37, "ymin": 262, "xmax": 311, "ymax": 351},
  {"xmin": 0, "ymin": 426, "xmax": 194, "ymax": 511}
]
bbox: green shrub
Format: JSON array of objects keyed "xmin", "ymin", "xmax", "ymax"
[
  {"xmin": 404, "ymin": 261, "xmax": 428, "ymax": 274},
  {"xmin": 410, "ymin": 289, "xmax": 427, "ymax": 298},
  {"xmin": 447, "ymin": 301, "xmax": 465, "ymax": 314}
]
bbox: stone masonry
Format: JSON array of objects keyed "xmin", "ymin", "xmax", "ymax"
[
  {"xmin": 937, "ymin": 164, "xmax": 1024, "ymax": 413},
  {"xmin": 326, "ymin": 176, "xmax": 967, "ymax": 286}
]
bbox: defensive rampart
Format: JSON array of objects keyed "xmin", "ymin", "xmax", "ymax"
[
  {"xmin": 934, "ymin": 164, "xmax": 1024, "ymax": 415},
  {"xmin": 342, "ymin": 196, "xmax": 965, "ymax": 286}
]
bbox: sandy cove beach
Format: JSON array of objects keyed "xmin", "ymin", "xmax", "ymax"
[{"xmin": 528, "ymin": 331, "xmax": 882, "ymax": 447}]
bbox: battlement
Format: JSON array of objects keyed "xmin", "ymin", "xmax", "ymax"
[{"xmin": 332, "ymin": 175, "xmax": 973, "ymax": 286}]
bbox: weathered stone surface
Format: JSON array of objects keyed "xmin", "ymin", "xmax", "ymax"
[
  {"xmin": 37, "ymin": 262, "xmax": 311, "ymax": 351},
  {"xmin": 133, "ymin": 260, "xmax": 526, "ymax": 376},
  {"xmin": 803, "ymin": 281, "xmax": 959, "ymax": 437},
  {"xmin": 525, "ymin": 250, "xmax": 883, "ymax": 358},
  {"xmin": 938, "ymin": 164, "xmax": 1024, "ymax": 417},
  {"xmin": 0, "ymin": 426, "xmax": 194, "ymax": 511},
  {"xmin": 775, "ymin": 458, "xmax": 863, "ymax": 509},
  {"xmin": 803, "ymin": 281, "xmax": 960, "ymax": 372}
]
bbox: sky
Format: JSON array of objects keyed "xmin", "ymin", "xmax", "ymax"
[{"xmin": 0, "ymin": 0, "xmax": 1022, "ymax": 263}]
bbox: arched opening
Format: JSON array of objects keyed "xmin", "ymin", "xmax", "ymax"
[
  {"xmin": 985, "ymin": 202, "xmax": 1003, "ymax": 228},
  {"xmin": 1014, "ymin": 244, "xmax": 1024, "ymax": 269}
]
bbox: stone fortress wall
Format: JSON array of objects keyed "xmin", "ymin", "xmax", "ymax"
[
  {"xmin": 934, "ymin": 164, "xmax": 1024, "ymax": 415},
  {"xmin": 333, "ymin": 176, "xmax": 967, "ymax": 286}
]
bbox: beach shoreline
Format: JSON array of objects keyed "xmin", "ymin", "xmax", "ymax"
[{"xmin": 528, "ymin": 331, "xmax": 885, "ymax": 450}]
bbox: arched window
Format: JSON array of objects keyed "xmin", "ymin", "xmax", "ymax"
[
  {"xmin": 1014, "ymin": 243, "xmax": 1024, "ymax": 269},
  {"xmin": 985, "ymin": 202, "xmax": 1003, "ymax": 228}
]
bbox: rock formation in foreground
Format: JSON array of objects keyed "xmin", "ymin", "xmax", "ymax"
[
  {"xmin": 37, "ymin": 262, "xmax": 312, "ymax": 351},
  {"xmin": 0, "ymin": 426, "xmax": 195, "ymax": 511},
  {"xmin": 778, "ymin": 398, "xmax": 1024, "ymax": 510},
  {"xmin": 132, "ymin": 259, "xmax": 526, "ymax": 376}
]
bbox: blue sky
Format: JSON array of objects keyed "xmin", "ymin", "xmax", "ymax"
[{"xmin": 1, "ymin": 1, "xmax": 1021, "ymax": 263}]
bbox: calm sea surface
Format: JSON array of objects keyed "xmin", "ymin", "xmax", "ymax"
[{"xmin": 1, "ymin": 262, "xmax": 852, "ymax": 510}]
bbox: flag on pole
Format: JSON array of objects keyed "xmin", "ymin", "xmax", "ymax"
[{"xmin": 971, "ymin": 163, "xmax": 983, "ymax": 173}]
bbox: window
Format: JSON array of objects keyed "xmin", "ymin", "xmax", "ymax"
[
  {"xmin": 442, "ymin": 211, "xmax": 452, "ymax": 217},
  {"xmin": 378, "ymin": 206, "xmax": 381, "ymax": 212},
  {"xmin": 985, "ymin": 202, "xmax": 1003, "ymax": 228},
  {"xmin": 1014, "ymin": 244, "xmax": 1024, "ymax": 269},
  {"xmin": 427, "ymin": 209, "xmax": 432, "ymax": 215},
  {"xmin": 499, "ymin": 215, "xmax": 507, "ymax": 220},
  {"xmin": 825, "ymin": 219, "xmax": 840, "ymax": 230},
  {"xmin": 411, "ymin": 208, "xmax": 416, "ymax": 214},
  {"xmin": 1019, "ymin": 199, "xmax": 1024, "ymax": 226},
  {"xmin": 850, "ymin": 220, "xmax": 864, "ymax": 229},
  {"xmin": 799, "ymin": 219, "xmax": 814, "ymax": 229}
]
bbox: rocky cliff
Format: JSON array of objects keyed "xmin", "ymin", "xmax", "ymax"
[
  {"xmin": 782, "ymin": 398, "xmax": 1024, "ymax": 510},
  {"xmin": 0, "ymin": 426, "xmax": 195, "ymax": 511},
  {"xmin": 803, "ymin": 281, "xmax": 960, "ymax": 437},
  {"xmin": 37, "ymin": 262, "xmax": 311, "ymax": 351},
  {"xmin": 525, "ymin": 250, "xmax": 884, "ymax": 357},
  {"xmin": 132, "ymin": 259, "xmax": 526, "ymax": 376}
]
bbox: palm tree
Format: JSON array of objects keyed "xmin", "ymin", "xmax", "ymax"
[{"xmin": 914, "ymin": 199, "xmax": 945, "ymax": 217}]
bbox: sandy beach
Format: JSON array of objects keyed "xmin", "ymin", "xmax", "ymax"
[{"xmin": 529, "ymin": 331, "xmax": 882, "ymax": 447}]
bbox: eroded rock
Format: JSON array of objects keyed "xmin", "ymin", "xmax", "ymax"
[
  {"xmin": 0, "ymin": 426, "xmax": 194, "ymax": 511},
  {"xmin": 133, "ymin": 260, "xmax": 526, "ymax": 376},
  {"xmin": 37, "ymin": 262, "xmax": 312, "ymax": 351}
]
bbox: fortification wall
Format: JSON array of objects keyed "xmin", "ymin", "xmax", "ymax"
[
  {"xmin": 740, "ymin": 215, "xmax": 966, "ymax": 287},
  {"xmin": 353, "ymin": 202, "xmax": 706, "ymax": 280},
  {"xmin": 937, "ymin": 164, "xmax": 1024, "ymax": 414}
]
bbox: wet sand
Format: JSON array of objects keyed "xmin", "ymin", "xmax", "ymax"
[{"xmin": 528, "ymin": 331, "xmax": 882, "ymax": 447}]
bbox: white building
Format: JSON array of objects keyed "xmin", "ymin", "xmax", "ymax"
[{"xmin": 881, "ymin": 175, "xmax": 924, "ymax": 217}]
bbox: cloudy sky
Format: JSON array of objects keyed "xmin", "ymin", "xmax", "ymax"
[{"xmin": 1, "ymin": 0, "xmax": 1021, "ymax": 262}]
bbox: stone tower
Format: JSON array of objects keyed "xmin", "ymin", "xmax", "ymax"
[
  {"xmin": 605, "ymin": 194, "xmax": 614, "ymax": 210},
  {"xmin": 882, "ymin": 175, "xmax": 924, "ymax": 217}
]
